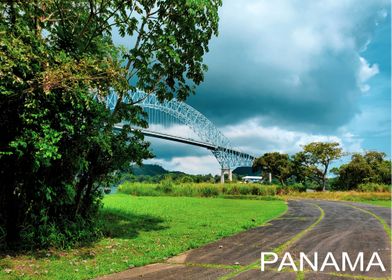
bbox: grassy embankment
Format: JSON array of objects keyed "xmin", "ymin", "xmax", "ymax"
[
  {"xmin": 280, "ymin": 191, "xmax": 391, "ymax": 206},
  {"xmin": 353, "ymin": 200, "xmax": 391, "ymax": 207},
  {"xmin": 118, "ymin": 181, "xmax": 391, "ymax": 207},
  {"xmin": 0, "ymin": 195, "xmax": 286, "ymax": 280},
  {"xmin": 118, "ymin": 181, "xmax": 279, "ymax": 198}
]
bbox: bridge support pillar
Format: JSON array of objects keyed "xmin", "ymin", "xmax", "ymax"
[{"xmin": 220, "ymin": 168, "xmax": 232, "ymax": 184}]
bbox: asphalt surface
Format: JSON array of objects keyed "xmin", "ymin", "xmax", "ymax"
[{"xmin": 96, "ymin": 200, "xmax": 391, "ymax": 280}]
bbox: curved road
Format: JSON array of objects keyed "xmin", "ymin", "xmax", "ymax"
[{"xmin": 96, "ymin": 200, "xmax": 391, "ymax": 280}]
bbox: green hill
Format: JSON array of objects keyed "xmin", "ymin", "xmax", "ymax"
[{"xmin": 131, "ymin": 164, "xmax": 169, "ymax": 176}]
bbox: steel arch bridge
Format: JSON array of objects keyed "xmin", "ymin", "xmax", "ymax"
[{"xmin": 106, "ymin": 90, "xmax": 255, "ymax": 182}]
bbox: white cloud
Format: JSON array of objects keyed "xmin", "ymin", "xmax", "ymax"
[
  {"xmin": 144, "ymin": 118, "xmax": 364, "ymax": 175},
  {"xmin": 148, "ymin": 124, "xmax": 199, "ymax": 139},
  {"xmin": 343, "ymin": 104, "xmax": 391, "ymax": 138},
  {"xmin": 146, "ymin": 155, "xmax": 220, "ymax": 175},
  {"xmin": 357, "ymin": 56, "xmax": 380, "ymax": 92},
  {"xmin": 214, "ymin": 0, "xmax": 384, "ymax": 79},
  {"xmin": 223, "ymin": 118, "xmax": 363, "ymax": 156}
]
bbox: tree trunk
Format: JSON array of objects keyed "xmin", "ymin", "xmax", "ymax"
[
  {"xmin": 80, "ymin": 175, "xmax": 97, "ymax": 217},
  {"xmin": 322, "ymin": 164, "xmax": 329, "ymax": 191},
  {"xmin": 5, "ymin": 192, "xmax": 21, "ymax": 247},
  {"xmin": 74, "ymin": 174, "xmax": 89, "ymax": 216}
]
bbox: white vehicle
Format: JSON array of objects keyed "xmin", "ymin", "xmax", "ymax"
[{"xmin": 242, "ymin": 176, "xmax": 263, "ymax": 183}]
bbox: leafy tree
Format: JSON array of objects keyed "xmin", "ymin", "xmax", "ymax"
[
  {"xmin": 290, "ymin": 152, "xmax": 310, "ymax": 184},
  {"xmin": 332, "ymin": 151, "xmax": 391, "ymax": 190},
  {"xmin": 0, "ymin": 0, "xmax": 221, "ymax": 248},
  {"xmin": 253, "ymin": 152, "xmax": 292, "ymax": 186},
  {"xmin": 302, "ymin": 142, "xmax": 343, "ymax": 191}
]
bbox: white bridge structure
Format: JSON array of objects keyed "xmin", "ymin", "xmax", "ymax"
[{"xmin": 106, "ymin": 90, "xmax": 255, "ymax": 183}]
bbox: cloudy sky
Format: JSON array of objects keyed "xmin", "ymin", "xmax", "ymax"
[{"xmin": 143, "ymin": 0, "xmax": 391, "ymax": 175}]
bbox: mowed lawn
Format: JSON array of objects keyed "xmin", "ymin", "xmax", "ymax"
[
  {"xmin": 0, "ymin": 194, "xmax": 286, "ymax": 280},
  {"xmin": 358, "ymin": 200, "xmax": 392, "ymax": 208}
]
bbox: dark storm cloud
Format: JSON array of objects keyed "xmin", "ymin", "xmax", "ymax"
[
  {"xmin": 189, "ymin": 51, "xmax": 360, "ymax": 133},
  {"xmin": 185, "ymin": 0, "xmax": 388, "ymax": 134}
]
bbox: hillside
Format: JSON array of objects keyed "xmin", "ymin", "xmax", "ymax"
[
  {"xmin": 131, "ymin": 164, "xmax": 169, "ymax": 176},
  {"xmin": 131, "ymin": 164, "xmax": 260, "ymax": 177}
]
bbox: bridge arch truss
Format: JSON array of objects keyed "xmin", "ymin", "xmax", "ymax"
[{"xmin": 106, "ymin": 90, "xmax": 255, "ymax": 179}]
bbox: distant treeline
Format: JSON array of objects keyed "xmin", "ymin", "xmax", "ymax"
[{"xmin": 120, "ymin": 142, "xmax": 391, "ymax": 192}]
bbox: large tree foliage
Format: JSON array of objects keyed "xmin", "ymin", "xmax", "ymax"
[
  {"xmin": 253, "ymin": 142, "xmax": 344, "ymax": 190},
  {"xmin": 331, "ymin": 151, "xmax": 391, "ymax": 190},
  {"xmin": 290, "ymin": 152, "xmax": 310, "ymax": 184},
  {"xmin": 300, "ymin": 142, "xmax": 343, "ymax": 191},
  {"xmin": 0, "ymin": 0, "xmax": 221, "ymax": 248},
  {"xmin": 253, "ymin": 152, "xmax": 292, "ymax": 186}
]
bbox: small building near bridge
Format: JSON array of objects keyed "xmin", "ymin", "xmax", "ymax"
[{"xmin": 242, "ymin": 176, "xmax": 263, "ymax": 183}]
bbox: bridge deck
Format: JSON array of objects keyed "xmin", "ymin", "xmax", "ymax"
[{"xmin": 113, "ymin": 124, "xmax": 254, "ymax": 160}]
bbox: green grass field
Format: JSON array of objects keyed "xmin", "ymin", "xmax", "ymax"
[
  {"xmin": 282, "ymin": 191, "xmax": 391, "ymax": 203},
  {"xmin": 357, "ymin": 200, "xmax": 392, "ymax": 208},
  {"xmin": 0, "ymin": 195, "xmax": 286, "ymax": 280}
]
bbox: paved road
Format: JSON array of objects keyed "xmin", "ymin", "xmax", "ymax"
[{"xmin": 96, "ymin": 200, "xmax": 391, "ymax": 280}]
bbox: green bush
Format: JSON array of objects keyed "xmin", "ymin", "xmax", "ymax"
[
  {"xmin": 357, "ymin": 183, "xmax": 391, "ymax": 192},
  {"xmin": 117, "ymin": 183, "xmax": 159, "ymax": 196},
  {"xmin": 173, "ymin": 184, "xmax": 197, "ymax": 197},
  {"xmin": 289, "ymin": 183, "xmax": 307, "ymax": 193},
  {"xmin": 179, "ymin": 176, "xmax": 194, "ymax": 183},
  {"xmin": 239, "ymin": 185, "xmax": 252, "ymax": 195},
  {"xmin": 259, "ymin": 185, "xmax": 278, "ymax": 196},
  {"xmin": 199, "ymin": 185, "xmax": 219, "ymax": 197},
  {"xmin": 157, "ymin": 178, "xmax": 174, "ymax": 194},
  {"xmin": 18, "ymin": 215, "xmax": 102, "ymax": 250},
  {"xmin": 277, "ymin": 183, "xmax": 306, "ymax": 194},
  {"xmin": 223, "ymin": 184, "xmax": 240, "ymax": 195}
]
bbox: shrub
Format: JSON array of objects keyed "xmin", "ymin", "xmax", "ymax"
[
  {"xmin": 259, "ymin": 185, "xmax": 278, "ymax": 196},
  {"xmin": 157, "ymin": 178, "xmax": 174, "ymax": 194},
  {"xmin": 289, "ymin": 183, "xmax": 307, "ymax": 193},
  {"xmin": 199, "ymin": 185, "xmax": 219, "ymax": 197},
  {"xmin": 249, "ymin": 185, "xmax": 259, "ymax": 195},
  {"xmin": 19, "ymin": 215, "xmax": 102, "ymax": 249},
  {"xmin": 118, "ymin": 183, "xmax": 159, "ymax": 196},
  {"xmin": 357, "ymin": 183, "xmax": 391, "ymax": 193},
  {"xmin": 276, "ymin": 183, "xmax": 306, "ymax": 194},
  {"xmin": 239, "ymin": 185, "xmax": 252, "ymax": 195},
  {"xmin": 224, "ymin": 185, "xmax": 240, "ymax": 195},
  {"xmin": 179, "ymin": 176, "xmax": 194, "ymax": 183}
]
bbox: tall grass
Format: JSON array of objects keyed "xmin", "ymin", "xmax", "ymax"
[
  {"xmin": 282, "ymin": 191, "xmax": 391, "ymax": 202},
  {"xmin": 357, "ymin": 183, "xmax": 391, "ymax": 193},
  {"xmin": 117, "ymin": 181, "xmax": 391, "ymax": 203},
  {"xmin": 118, "ymin": 181, "xmax": 278, "ymax": 198}
]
